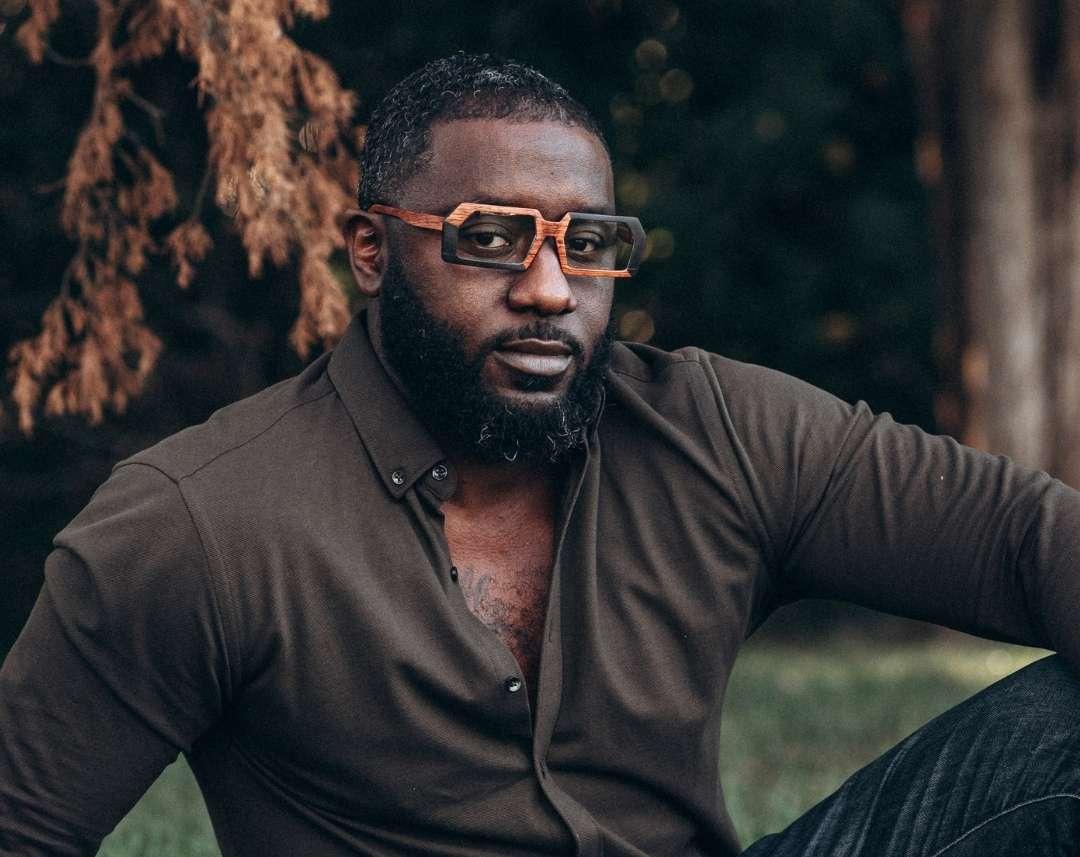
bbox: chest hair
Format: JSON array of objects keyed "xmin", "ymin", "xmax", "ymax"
[
  {"xmin": 455, "ymin": 561, "xmax": 552, "ymax": 696},
  {"xmin": 444, "ymin": 509, "xmax": 554, "ymax": 699}
]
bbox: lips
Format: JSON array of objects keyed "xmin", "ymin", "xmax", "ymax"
[{"xmin": 493, "ymin": 338, "xmax": 574, "ymax": 377}]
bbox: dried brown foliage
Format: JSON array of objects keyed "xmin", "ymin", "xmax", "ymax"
[{"xmin": 8, "ymin": 0, "xmax": 359, "ymax": 434}]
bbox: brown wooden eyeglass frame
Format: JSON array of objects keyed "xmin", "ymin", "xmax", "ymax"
[{"xmin": 368, "ymin": 202, "xmax": 646, "ymax": 277}]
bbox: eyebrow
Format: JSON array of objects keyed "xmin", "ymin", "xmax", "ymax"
[{"xmin": 434, "ymin": 195, "xmax": 616, "ymax": 217}]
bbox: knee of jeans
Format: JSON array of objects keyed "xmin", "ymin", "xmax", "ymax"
[{"xmin": 972, "ymin": 654, "xmax": 1080, "ymax": 737}]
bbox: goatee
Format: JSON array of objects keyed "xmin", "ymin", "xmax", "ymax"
[{"xmin": 377, "ymin": 256, "xmax": 612, "ymax": 465}]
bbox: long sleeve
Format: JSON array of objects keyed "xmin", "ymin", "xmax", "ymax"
[
  {"xmin": 0, "ymin": 463, "xmax": 237, "ymax": 856},
  {"xmin": 706, "ymin": 353, "xmax": 1080, "ymax": 663}
]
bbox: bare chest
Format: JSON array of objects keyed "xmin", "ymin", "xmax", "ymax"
[{"xmin": 443, "ymin": 511, "xmax": 554, "ymax": 698}]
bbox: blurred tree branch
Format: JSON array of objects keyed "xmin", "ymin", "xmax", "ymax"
[{"xmin": 5, "ymin": 0, "xmax": 360, "ymax": 435}]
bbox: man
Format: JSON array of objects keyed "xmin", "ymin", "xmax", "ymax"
[{"xmin": 2, "ymin": 51, "xmax": 1079, "ymax": 857}]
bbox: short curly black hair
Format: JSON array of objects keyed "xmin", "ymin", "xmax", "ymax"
[{"xmin": 358, "ymin": 52, "xmax": 608, "ymax": 208}]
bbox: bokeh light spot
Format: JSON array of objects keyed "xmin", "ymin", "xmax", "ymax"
[
  {"xmin": 618, "ymin": 309, "xmax": 656, "ymax": 343},
  {"xmin": 610, "ymin": 94, "xmax": 644, "ymax": 127},
  {"xmin": 635, "ymin": 39, "xmax": 668, "ymax": 70},
  {"xmin": 616, "ymin": 171, "xmax": 651, "ymax": 209},
  {"xmin": 754, "ymin": 110, "xmax": 787, "ymax": 142},
  {"xmin": 915, "ymin": 133, "xmax": 943, "ymax": 186},
  {"xmin": 820, "ymin": 312, "xmax": 857, "ymax": 346},
  {"xmin": 644, "ymin": 227, "xmax": 675, "ymax": 260},
  {"xmin": 657, "ymin": 3, "xmax": 680, "ymax": 30},
  {"xmin": 823, "ymin": 138, "xmax": 856, "ymax": 175},
  {"xmin": 659, "ymin": 69, "xmax": 693, "ymax": 103}
]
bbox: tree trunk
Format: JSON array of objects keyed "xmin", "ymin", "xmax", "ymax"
[{"xmin": 905, "ymin": 0, "xmax": 1080, "ymax": 486}]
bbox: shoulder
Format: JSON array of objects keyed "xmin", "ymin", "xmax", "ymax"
[
  {"xmin": 46, "ymin": 353, "xmax": 358, "ymax": 691},
  {"xmin": 606, "ymin": 341, "xmax": 850, "ymax": 423},
  {"xmin": 609, "ymin": 340, "xmax": 815, "ymax": 389},
  {"xmin": 602, "ymin": 341, "xmax": 863, "ymax": 513},
  {"xmin": 607, "ymin": 340, "xmax": 701, "ymax": 383},
  {"xmin": 602, "ymin": 342, "xmax": 870, "ymax": 573},
  {"xmin": 53, "ymin": 351, "xmax": 343, "ymax": 616},
  {"xmin": 121, "ymin": 351, "xmax": 339, "ymax": 483}
]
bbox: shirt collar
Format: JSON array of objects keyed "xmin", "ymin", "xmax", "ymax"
[{"xmin": 328, "ymin": 310, "xmax": 446, "ymax": 500}]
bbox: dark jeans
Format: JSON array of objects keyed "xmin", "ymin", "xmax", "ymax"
[{"xmin": 741, "ymin": 655, "xmax": 1080, "ymax": 856}]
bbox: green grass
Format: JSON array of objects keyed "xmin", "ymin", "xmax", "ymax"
[
  {"xmin": 97, "ymin": 760, "xmax": 217, "ymax": 857},
  {"xmin": 718, "ymin": 635, "xmax": 1046, "ymax": 844},
  {"xmin": 96, "ymin": 635, "xmax": 1046, "ymax": 856}
]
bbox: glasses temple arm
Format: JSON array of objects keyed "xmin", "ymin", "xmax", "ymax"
[{"xmin": 367, "ymin": 204, "xmax": 445, "ymax": 232}]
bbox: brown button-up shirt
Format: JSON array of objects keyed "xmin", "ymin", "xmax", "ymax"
[{"xmin": 3, "ymin": 311, "xmax": 1080, "ymax": 857}]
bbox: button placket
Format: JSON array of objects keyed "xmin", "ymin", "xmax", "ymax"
[{"xmin": 439, "ymin": 562, "xmax": 530, "ymax": 716}]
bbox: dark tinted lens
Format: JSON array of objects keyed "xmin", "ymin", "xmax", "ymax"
[
  {"xmin": 454, "ymin": 211, "xmax": 536, "ymax": 263},
  {"xmin": 565, "ymin": 217, "xmax": 636, "ymax": 270}
]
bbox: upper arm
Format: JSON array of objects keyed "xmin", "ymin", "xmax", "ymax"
[
  {"xmin": 781, "ymin": 400, "xmax": 1079, "ymax": 650},
  {"xmin": 702, "ymin": 352, "xmax": 1080, "ymax": 655},
  {"xmin": 0, "ymin": 463, "xmax": 234, "ymax": 855}
]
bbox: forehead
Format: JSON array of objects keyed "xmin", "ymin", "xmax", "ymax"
[{"xmin": 398, "ymin": 119, "xmax": 614, "ymax": 218}]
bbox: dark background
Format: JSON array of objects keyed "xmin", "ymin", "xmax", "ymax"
[{"xmin": 0, "ymin": 0, "xmax": 935, "ymax": 658}]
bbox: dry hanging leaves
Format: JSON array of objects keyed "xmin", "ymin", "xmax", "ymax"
[{"xmin": 7, "ymin": 0, "xmax": 360, "ymax": 434}]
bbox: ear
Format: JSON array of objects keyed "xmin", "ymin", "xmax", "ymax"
[{"xmin": 341, "ymin": 207, "xmax": 387, "ymax": 298}]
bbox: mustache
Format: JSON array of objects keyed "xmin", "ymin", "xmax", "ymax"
[{"xmin": 480, "ymin": 322, "xmax": 585, "ymax": 358}]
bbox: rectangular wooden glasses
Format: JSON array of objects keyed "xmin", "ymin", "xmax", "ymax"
[{"xmin": 368, "ymin": 202, "xmax": 646, "ymax": 277}]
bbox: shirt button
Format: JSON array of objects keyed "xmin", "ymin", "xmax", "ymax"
[
  {"xmin": 391, "ymin": 470, "xmax": 405, "ymax": 486},
  {"xmin": 505, "ymin": 676, "xmax": 523, "ymax": 693},
  {"xmin": 450, "ymin": 566, "xmax": 459, "ymax": 582},
  {"xmin": 431, "ymin": 464, "xmax": 449, "ymax": 481}
]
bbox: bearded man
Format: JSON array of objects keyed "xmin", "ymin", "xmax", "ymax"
[{"xmin": 2, "ymin": 52, "xmax": 1080, "ymax": 857}]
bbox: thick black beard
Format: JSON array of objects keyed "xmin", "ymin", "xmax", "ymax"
[{"xmin": 377, "ymin": 256, "xmax": 612, "ymax": 465}]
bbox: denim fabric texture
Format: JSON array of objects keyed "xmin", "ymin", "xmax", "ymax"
[{"xmin": 743, "ymin": 655, "xmax": 1080, "ymax": 856}]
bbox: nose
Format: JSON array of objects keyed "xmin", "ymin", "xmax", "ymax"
[{"xmin": 506, "ymin": 239, "xmax": 577, "ymax": 316}]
